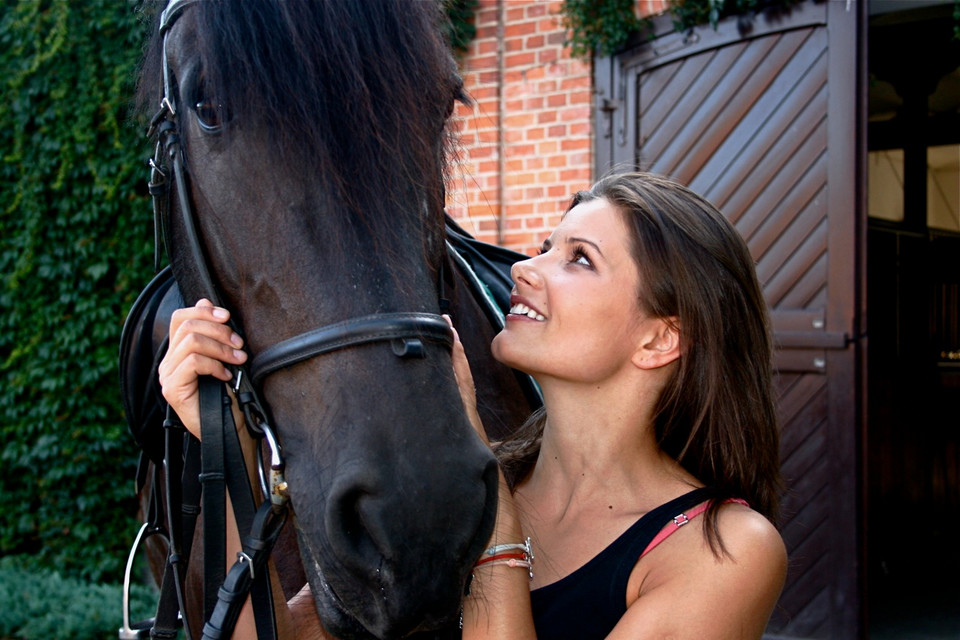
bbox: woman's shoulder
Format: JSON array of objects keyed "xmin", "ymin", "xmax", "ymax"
[
  {"xmin": 711, "ymin": 501, "xmax": 787, "ymax": 592},
  {"xmin": 635, "ymin": 499, "xmax": 785, "ymax": 587},
  {"xmin": 616, "ymin": 501, "xmax": 786, "ymax": 639}
]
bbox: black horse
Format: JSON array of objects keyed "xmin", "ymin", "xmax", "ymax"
[{"xmin": 127, "ymin": 1, "xmax": 536, "ymax": 638}]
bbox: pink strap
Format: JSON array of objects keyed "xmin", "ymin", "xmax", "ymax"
[{"xmin": 638, "ymin": 498, "xmax": 748, "ymax": 560}]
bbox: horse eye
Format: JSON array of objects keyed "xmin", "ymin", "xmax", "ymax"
[{"xmin": 194, "ymin": 98, "xmax": 226, "ymax": 133}]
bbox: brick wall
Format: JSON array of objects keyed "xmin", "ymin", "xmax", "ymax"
[{"xmin": 445, "ymin": 0, "xmax": 669, "ymax": 255}]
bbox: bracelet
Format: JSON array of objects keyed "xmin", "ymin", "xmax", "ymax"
[
  {"xmin": 475, "ymin": 537, "xmax": 534, "ymax": 580},
  {"xmin": 474, "ymin": 552, "xmax": 525, "ymax": 566},
  {"xmin": 474, "ymin": 558, "xmax": 533, "ymax": 579},
  {"xmin": 479, "ymin": 537, "xmax": 534, "ymax": 562}
]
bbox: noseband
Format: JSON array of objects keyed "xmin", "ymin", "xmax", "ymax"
[{"xmin": 136, "ymin": 1, "xmax": 455, "ymax": 638}]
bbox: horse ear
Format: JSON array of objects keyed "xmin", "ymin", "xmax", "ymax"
[{"xmin": 631, "ymin": 317, "xmax": 680, "ymax": 371}]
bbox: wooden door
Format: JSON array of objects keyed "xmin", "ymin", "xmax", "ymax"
[{"xmin": 595, "ymin": 2, "xmax": 865, "ymax": 637}]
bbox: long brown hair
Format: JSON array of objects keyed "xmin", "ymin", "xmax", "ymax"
[{"xmin": 496, "ymin": 172, "xmax": 782, "ymax": 549}]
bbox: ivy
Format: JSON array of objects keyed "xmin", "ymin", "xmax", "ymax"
[
  {"xmin": 561, "ymin": 0, "xmax": 804, "ymax": 60},
  {"xmin": 561, "ymin": 0, "xmax": 651, "ymax": 60},
  {"xmin": 0, "ymin": 0, "xmax": 154, "ymax": 582},
  {"xmin": 444, "ymin": 0, "xmax": 480, "ymax": 56}
]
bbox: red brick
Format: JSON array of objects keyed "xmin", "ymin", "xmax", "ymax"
[
  {"xmin": 560, "ymin": 75, "xmax": 591, "ymax": 91},
  {"xmin": 525, "ymin": 96, "xmax": 544, "ymax": 110},
  {"xmin": 526, "ymin": 156, "xmax": 545, "ymax": 170},
  {"xmin": 560, "ymin": 168, "xmax": 592, "ymax": 181},
  {"xmin": 537, "ymin": 110, "xmax": 558, "ymax": 124},
  {"xmin": 506, "ymin": 7, "xmax": 525, "ymax": 22},
  {"xmin": 526, "ymin": 3, "xmax": 547, "ymax": 18},
  {"xmin": 547, "ymin": 124, "xmax": 566, "ymax": 137},
  {"xmin": 470, "ymin": 54, "xmax": 498, "ymax": 70},
  {"xmin": 538, "ymin": 140, "xmax": 559, "ymax": 154},
  {"xmin": 538, "ymin": 48, "xmax": 559, "ymax": 65},
  {"xmin": 505, "ymin": 129, "xmax": 524, "ymax": 144},
  {"xmin": 477, "ymin": 40, "xmax": 498, "ymax": 55},
  {"xmin": 525, "ymin": 186, "xmax": 545, "ymax": 199},
  {"xmin": 506, "ymin": 143, "xmax": 536, "ymax": 157},
  {"xmin": 560, "ymin": 137, "xmax": 590, "ymax": 151},
  {"xmin": 560, "ymin": 106, "xmax": 591, "ymax": 122},
  {"xmin": 546, "ymin": 93, "xmax": 566, "ymax": 108},
  {"xmin": 570, "ymin": 122, "xmax": 591, "ymax": 136},
  {"xmin": 467, "ymin": 86, "xmax": 498, "ymax": 101},
  {"xmin": 474, "ymin": 24, "xmax": 498, "ymax": 40},
  {"xmin": 523, "ymin": 65, "xmax": 546, "ymax": 81},
  {"xmin": 506, "ymin": 112, "xmax": 535, "ymax": 127},
  {"xmin": 505, "ymin": 22, "xmax": 537, "ymax": 37}
]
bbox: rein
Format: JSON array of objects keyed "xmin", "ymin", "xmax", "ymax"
[{"xmin": 124, "ymin": 0, "xmax": 456, "ymax": 638}]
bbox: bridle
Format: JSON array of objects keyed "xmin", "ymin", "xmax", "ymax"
[{"xmin": 125, "ymin": 0, "xmax": 456, "ymax": 638}]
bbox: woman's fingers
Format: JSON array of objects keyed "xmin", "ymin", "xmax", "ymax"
[
  {"xmin": 169, "ymin": 300, "xmax": 245, "ymax": 356},
  {"xmin": 443, "ymin": 315, "xmax": 488, "ymax": 444},
  {"xmin": 158, "ymin": 299, "xmax": 247, "ymax": 439}
]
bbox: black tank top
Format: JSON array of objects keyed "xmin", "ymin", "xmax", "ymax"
[{"xmin": 529, "ymin": 487, "xmax": 711, "ymax": 640}]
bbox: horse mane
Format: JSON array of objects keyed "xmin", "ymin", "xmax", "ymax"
[{"xmin": 137, "ymin": 0, "xmax": 461, "ymax": 250}]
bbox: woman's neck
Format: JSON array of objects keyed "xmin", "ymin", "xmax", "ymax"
[{"xmin": 519, "ymin": 375, "xmax": 697, "ymax": 521}]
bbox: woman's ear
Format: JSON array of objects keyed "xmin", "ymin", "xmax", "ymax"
[{"xmin": 631, "ymin": 317, "xmax": 680, "ymax": 370}]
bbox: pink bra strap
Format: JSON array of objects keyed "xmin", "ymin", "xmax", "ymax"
[{"xmin": 639, "ymin": 498, "xmax": 748, "ymax": 560}]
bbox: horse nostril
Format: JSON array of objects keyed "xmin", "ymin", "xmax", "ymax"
[{"xmin": 326, "ymin": 486, "xmax": 383, "ymax": 577}]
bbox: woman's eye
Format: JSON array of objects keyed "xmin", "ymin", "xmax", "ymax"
[{"xmin": 572, "ymin": 246, "xmax": 592, "ymax": 267}]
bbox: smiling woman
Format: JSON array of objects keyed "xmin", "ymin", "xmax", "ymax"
[{"xmin": 461, "ymin": 171, "xmax": 786, "ymax": 640}]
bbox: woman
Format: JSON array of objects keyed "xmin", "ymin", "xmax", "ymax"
[{"xmin": 159, "ymin": 172, "xmax": 787, "ymax": 639}]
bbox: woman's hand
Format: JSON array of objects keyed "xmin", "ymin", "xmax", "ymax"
[
  {"xmin": 157, "ymin": 299, "xmax": 248, "ymax": 438},
  {"xmin": 443, "ymin": 315, "xmax": 488, "ymax": 445}
]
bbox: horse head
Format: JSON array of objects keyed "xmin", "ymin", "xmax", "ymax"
[{"xmin": 138, "ymin": 1, "xmax": 498, "ymax": 637}]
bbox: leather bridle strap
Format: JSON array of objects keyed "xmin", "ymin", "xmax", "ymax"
[
  {"xmin": 199, "ymin": 378, "xmax": 228, "ymax": 621},
  {"xmin": 249, "ymin": 312, "xmax": 454, "ymax": 386},
  {"xmin": 199, "ymin": 377, "xmax": 281, "ymax": 640}
]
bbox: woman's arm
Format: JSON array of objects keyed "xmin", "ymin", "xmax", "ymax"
[{"xmin": 446, "ymin": 318, "xmax": 537, "ymax": 640}]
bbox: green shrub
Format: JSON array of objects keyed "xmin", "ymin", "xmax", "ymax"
[{"xmin": 0, "ymin": 555, "xmax": 157, "ymax": 640}]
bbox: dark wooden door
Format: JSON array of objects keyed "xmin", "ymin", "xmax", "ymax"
[{"xmin": 595, "ymin": 2, "xmax": 865, "ymax": 637}]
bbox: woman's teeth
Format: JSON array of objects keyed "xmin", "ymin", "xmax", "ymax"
[{"xmin": 510, "ymin": 303, "xmax": 546, "ymax": 321}]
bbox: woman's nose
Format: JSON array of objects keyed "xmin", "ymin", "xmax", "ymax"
[{"xmin": 511, "ymin": 256, "xmax": 543, "ymax": 288}]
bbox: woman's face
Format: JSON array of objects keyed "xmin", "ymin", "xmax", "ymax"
[{"xmin": 492, "ymin": 197, "xmax": 654, "ymax": 384}]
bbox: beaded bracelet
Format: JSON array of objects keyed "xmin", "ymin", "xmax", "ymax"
[{"xmin": 479, "ymin": 558, "xmax": 532, "ymax": 571}]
